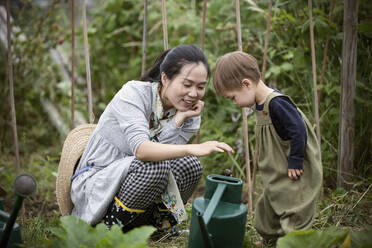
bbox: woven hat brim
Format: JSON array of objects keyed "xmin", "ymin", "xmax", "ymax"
[{"xmin": 56, "ymin": 124, "xmax": 96, "ymax": 216}]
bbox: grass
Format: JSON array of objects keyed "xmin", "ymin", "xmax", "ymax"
[
  {"xmin": 1, "ymin": 146, "xmax": 371, "ymax": 248},
  {"xmin": 0, "ymin": 146, "xmax": 61, "ymax": 247}
]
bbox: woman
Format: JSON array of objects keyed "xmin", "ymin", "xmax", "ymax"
[{"xmin": 70, "ymin": 44, "xmax": 233, "ymax": 232}]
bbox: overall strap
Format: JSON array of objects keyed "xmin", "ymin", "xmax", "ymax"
[
  {"xmin": 263, "ymin": 91, "xmax": 298, "ymax": 114},
  {"xmin": 263, "ymin": 92, "xmax": 283, "ymax": 113}
]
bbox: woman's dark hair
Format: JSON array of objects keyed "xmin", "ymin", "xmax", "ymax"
[{"xmin": 140, "ymin": 44, "xmax": 210, "ymax": 82}]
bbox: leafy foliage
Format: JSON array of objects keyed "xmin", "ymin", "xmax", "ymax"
[
  {"xmin": 1, "ymin": 0, "xmax": 371, "ymax": 185},
  {"xmin": 0, "ymin": 0, "xmax": 371, "ymax": 247},
  {"xmin": 277, "ymin": 226, "xmax": 372, "ymax": 248},
  {"xmin": 46, "ymin": 215, "xmax": 155, "ymax": 248}
]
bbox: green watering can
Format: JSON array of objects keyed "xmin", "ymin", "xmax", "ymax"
[
  {"xmin": 0, "ymin": 174, "xmax": 37, "ymax": 248},
  {"xmin": 188, "ymin": 174, "xmax": 247, "ymax": 248}
]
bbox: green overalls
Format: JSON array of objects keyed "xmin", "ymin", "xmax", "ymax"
[{"xmin": 254, "ymin": 92, "xmax": 322, "ymax": 241}]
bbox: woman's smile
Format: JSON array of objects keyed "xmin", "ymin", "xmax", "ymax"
[{"xmin": 182, "ymin": 99, "xmax": 196, "ymax": 108}]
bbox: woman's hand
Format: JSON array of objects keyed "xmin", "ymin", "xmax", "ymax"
[
  {"xmin": 136, "ymin": 141, "xmax": 233, "ymax": 162},
  {"xmin": 184, "ymin": 100, "xmax": 204, "ymax": 118},
  {"xmin": 174, "ymin": 100, "xmax": 204, "ymax": 127},
  {"xmin": 188, "ymin": 141, "xmax": 234, "ymax": 157}
]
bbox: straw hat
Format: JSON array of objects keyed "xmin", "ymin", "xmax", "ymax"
[{"xmin": 56, "ymin": 124, "xmax": 96, "ymax": 216}]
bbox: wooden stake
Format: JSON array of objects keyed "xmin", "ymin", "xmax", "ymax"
[
  {"xmin": 200, "ymin": 0, "xmax": 207, "ymax": 51},
  {"xmin": 141, "ymin": 0, "xmax": 148, "ymax": 76},
  {"xmin": 6, "ymin": 0, "xmax": 20, "ymax": 174},
  {"xmin": 261, "ymin": 0, "xmax": 272, "ymax": 79},
  {"xmin": 318, "ymin": 0, "xmax": 335, "ymax": 104},
  {"xmin": 71, "ymin": 0, "xmax": 75, "ymax": 129},
  {"xmin": 235, "ymin": 0, "xmax": 252, "ymax": 215},
  {"xmin": 253, "ymin": 0, "xmax": 273, "ymax": 196},
  {"xmin": 252, "ymin": 142, "xmax": 258, "ymax": 193},
  {"xmin": 161, "ymin": 0, "xmax": 168, "ymax": 51},
  {"xmin": 195, "ymin": 0, "xmax": 208, "ymax": 144},
  {"xmin": 308, "ymin": 0, "xmax": 321, "ymax": 145},
  {"xmin": 82, "ymin": 0, "xmax": 94, "ymax": 124}
]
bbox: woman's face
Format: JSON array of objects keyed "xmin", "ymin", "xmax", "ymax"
[{"xmin": 161, "ymin": 63, "xmax": 208, "ymax": 111}]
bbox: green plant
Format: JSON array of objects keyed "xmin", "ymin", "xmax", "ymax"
[
  {"xmin": 45, "ymin": 216, "xmax": 155, "ymax": 248},
  {"xmin": 277, "ymin": 226, "xmax": 372, "ymax": 248},
  {"xmin": 1, "ymin": 1, "xmax": 372, "ymax": 246}
]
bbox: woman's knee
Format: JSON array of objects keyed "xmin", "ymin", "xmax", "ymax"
[
  {"xmin": 171, "ymin": 156, "xmax": 202, "ymax": 189},
  {"xmin": 181, "ymin": 155, "xmax": 203, "ymax": 177},
  {"xmin": 131, "ymin": 159, "xmax": 171, "ymax": 185}
]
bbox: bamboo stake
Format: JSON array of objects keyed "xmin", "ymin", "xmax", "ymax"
[
  {"xmin": 141, "ymin": 0, "xmax": 147, "ymax": 75},
  {"xmin": 318, "ymin": 0, "xmax": 335, "ymax": 104},
  {"xmin": 235, "ymin": 0, "xmax": 243, "ymax": 52},
  {"xmin": 6, "ymin": 0, "xmax": 20, "ymax": 174},
  {"xmin": 141, "ymin": 0, "xmax": 147, "ymax": 76},
  {"xmin": 161, "ymin": 0, "xmax": 168, "ymax": 50},
  {"xmin": 195, "ymin": 0, "xmax": 208, "ymax": 144},
  {"xmin": 308, "ymin": 0, "xmax": 321, "ymax": 145},
  {"xmin": 82, "ymin": 0, "xmax": 94, "ymax": 124},
  {"xmin": 71, "ymin": 0, "xmax": 75, "ymax": 129},
  {"xmin": 261, "ymin": 0, "xmax": 272, "ymax": 79},
  {"xmin": 252, "ymin": 142, "xmax": 258, "ymax": 192},
  {"xmin": 235, "ymin": 0, "xmax": 252, "ymax": 215},
  {"xmin": 252, "ymin": 0, "xmax": 273, "ymax": 194},
  {"xmin": 200, "ymin": 0, "xmax": 207, "ymax": 51}
]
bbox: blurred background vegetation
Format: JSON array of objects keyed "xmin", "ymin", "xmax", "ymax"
[{"xmin": 0, "ymin": 0, "xmax": 371, "ymax": 246}]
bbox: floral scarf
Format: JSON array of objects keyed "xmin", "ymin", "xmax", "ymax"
[
  {"xmin": 149, "ymin": 82, "xmax": 187, "ymax": 224},
  {"xmin": 149, "ymin": 82, "xmax": 176, "ymax": 141}
]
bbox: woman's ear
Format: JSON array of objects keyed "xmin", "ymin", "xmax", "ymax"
[{"xmin": 161, "ymin": 72, "xmax": 168, "ymax": 86}]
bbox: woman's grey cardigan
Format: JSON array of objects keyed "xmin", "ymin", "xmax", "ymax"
[{"xmin": 70, "ymin": 80, "xmax": 200, "ymax": 225}]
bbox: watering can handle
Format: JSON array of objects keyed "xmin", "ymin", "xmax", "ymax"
[
  {"xmin": 197, "ymin": 183, "xmax": 227, "ymax": 248},
  {"xmin": 203, "ymin": 183, "xmax": 227, "ymax": 224},
  {"xmin": 197, "ymin": 212, "xmax": 214, "ymax": 248}
]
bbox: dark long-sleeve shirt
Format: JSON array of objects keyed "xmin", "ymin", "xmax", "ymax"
[{"xmin": 256, "ymin": 93, "xmax": 307, "ymax": 170}]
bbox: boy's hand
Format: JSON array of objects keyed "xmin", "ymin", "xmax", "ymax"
[{"xmin": 288, "ymin": 169, "xmax": 303, "ymax": 180}]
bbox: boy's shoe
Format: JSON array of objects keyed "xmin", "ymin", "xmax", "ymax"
[
  {"xmin": 254, "ymin": 239, "xmax": 276, "ymax": 247},
  {"xmin": 254, "ymin": 240, "xmax": 265, "ymax": 247}
]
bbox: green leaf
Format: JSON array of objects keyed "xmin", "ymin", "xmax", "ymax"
[
  {"xmin": 96, "ymin": 225, "xmax": 125, "ymax": 248},
  {"xmin": 280, "ymin": 62, "xmax": 293, "ymax": 71},
  {"xmin": 47, "ymin": 216, "xmax": 155, "ymax": 248},
  {"xmin": 350, "ymin": 229, "xmax": 372, "ymax": 248},
  {"xmin": 277, "ymin": 226, "xmax": 349, "ymax": 248},
  {"xmin": 269, "ymin": 65, "xmax": 281, "ymax": 77},
  {"xmin": 60, "ymin": 216, "xmax": 107, "ymax": 247},
  {"xmin": 293, "ymin": 50, "xmax": 307, "ymax": 68},
  {"xmin": 282, "ymin": 52, "xmax": 294, "ymax": 60},
  {"xmin": 358, "ymin": 21, "xmax": 372, "ymax": 34},
  {"xmin": 122, "ymin": 226, "xmax": 156, "ymax": 246},
  {"xmin": 228, "ymin": 154, "xmax": 245, "ymax": 179}
]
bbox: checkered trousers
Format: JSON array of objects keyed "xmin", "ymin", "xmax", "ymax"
[{"xmin": 116, "ymin": 155, "xmax": 202, "ymax": 210}]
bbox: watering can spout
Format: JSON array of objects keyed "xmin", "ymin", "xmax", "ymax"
[
  {"xmin": 197, "ymin": 212, "xmax": 214, "ymax": 248},
  {"xmin": 196, "ymin": 183, "xmax": 227, "ymax": 248}
]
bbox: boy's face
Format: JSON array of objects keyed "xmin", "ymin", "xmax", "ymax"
[{"xmin": 222, "ymin": 79, "xmax": 256, "ymax": 107}]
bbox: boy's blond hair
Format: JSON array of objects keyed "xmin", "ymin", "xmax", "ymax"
[{"xmin": 213, "ymin": 51, "xmax": 261, "ymax": 95}]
